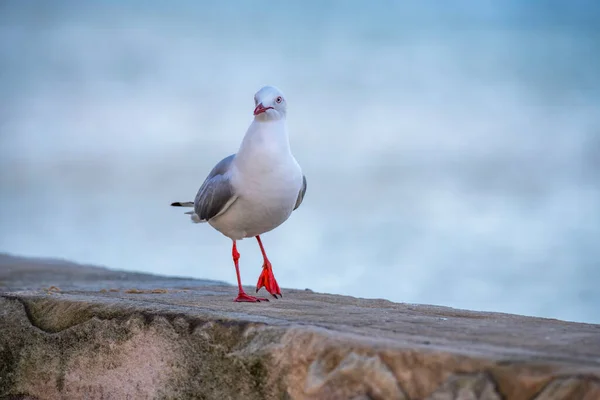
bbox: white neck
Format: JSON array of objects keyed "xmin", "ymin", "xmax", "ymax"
[{"xmin": 236, "ymin": 118, "xmax": 292, "ymax": 163}]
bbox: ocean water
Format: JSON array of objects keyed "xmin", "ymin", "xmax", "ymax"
[{"xmin": 1, "ymin": 1, "xmax": 599, "ymax": 323}]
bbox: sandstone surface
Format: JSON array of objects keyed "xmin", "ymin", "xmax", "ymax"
[{"xmin": 1, "ymin": 253, "xmax": 599, "ymax": 399}]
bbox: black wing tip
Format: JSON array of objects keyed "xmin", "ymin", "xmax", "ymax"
[{"xmin": 171, "ymin": 202, "xmax": 183, "ymax": 207}]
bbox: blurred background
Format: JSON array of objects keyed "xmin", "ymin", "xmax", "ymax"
[{"xmin": 1, "ymin": 1, "xmax": 599, "ymax": 323}]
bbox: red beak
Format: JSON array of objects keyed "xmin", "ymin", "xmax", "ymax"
[{"xmin": 253, "ymin": 103, "xmax": 274, "ymax": 116}]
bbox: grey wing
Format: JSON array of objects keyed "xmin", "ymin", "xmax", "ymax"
[
  {"xmin": 194, "ymin": 154, "xmax": 237, "ymax": 221},
  {"xmin": 293, "ymin": 175, "xmax": 307, "ymax": 211}
]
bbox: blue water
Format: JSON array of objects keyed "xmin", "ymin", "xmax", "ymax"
[{"xmin": 1, "ymin": 1, "xmax": 599, "ymax": 323}]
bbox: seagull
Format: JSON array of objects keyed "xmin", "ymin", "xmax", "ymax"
[{"xmin": 171, "ymin": 86, "xmax": 307, "ymax": 302}]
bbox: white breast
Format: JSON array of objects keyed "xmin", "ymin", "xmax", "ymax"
[{"xmin": 209, "ymin": 119, "xmax": 303, "ymax": 240}]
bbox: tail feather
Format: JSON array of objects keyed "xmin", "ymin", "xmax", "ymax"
[
  {"xmin": 171, "ymin": 201, "xmax": 194, "ymax": 207},
  {"xmin": 171, "ymin": 201, "xmax": 205, "ymax": 223},
  {"xmin": 189, "ymin": 213, "xmax": 204, "ymax": 223}
]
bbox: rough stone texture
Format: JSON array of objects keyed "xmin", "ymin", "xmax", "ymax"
[{"xmin": 1, "ymin": 253, "xmax": 599, "ymax": 400}]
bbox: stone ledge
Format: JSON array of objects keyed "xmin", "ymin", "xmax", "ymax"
[{"xmin": 1, "ymin": 253, "xmax": 599, "ymax": 399}]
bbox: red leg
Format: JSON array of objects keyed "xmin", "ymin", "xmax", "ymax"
[
  {"xmin": 232, "ymin": 241, "xmax": 269, "ymax": 303},
  {"xmin": 255, "ymin": 235, "xmax": 282, "ymax": 298}
]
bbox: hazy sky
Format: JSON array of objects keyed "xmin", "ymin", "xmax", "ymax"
[{"xmin": 1, "ymin": 1, "xmax": 599, "ymax": 323}]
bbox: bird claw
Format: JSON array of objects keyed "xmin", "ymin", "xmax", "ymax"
[
  {"xmin": 234, "ymin": 292, "xmax": 269, "ymax": 303},
  {"xmin": 256, "ymin": 262, "xmax": 282, "ymax": 298},
  {"xmin": 258, "ymin": 292, "xmax": 281, "ymax": 299}
]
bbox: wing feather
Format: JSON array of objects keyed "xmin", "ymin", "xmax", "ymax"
[
  {"xmin": 194, "ymin": 154, "xmax": 237, "ymax": 221},
  {"xmin": 293, "ymin": 175, "xmax": 307, "ymax": 211}
]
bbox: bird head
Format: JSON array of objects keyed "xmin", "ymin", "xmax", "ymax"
[{"xmin": 253, "ymin": 86, "xmax": 287, "ymax": 121}]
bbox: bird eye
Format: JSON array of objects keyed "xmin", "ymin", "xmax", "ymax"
[{"xmin": 276, "ymin": 96, "xmax": 283, "ymax": 104}]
